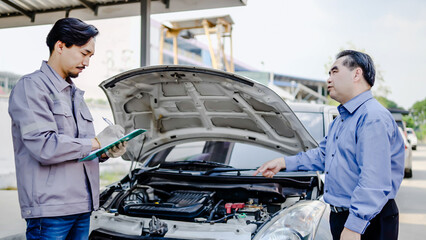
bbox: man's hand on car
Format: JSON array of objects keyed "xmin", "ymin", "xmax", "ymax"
[{"xmin": 253, "ymin": 157, "xmax": 286, "ymax": 178}]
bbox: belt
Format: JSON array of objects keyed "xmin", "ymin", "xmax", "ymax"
[{"xmin": 330, "ymin": 205, "xmax": 349, "ymax": 213}]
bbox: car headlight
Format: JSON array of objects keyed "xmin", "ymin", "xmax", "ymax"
[{"xmin": 254, "ymin": 200, "xmax": 326, "ymax": 240}]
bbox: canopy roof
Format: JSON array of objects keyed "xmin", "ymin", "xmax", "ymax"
[{"xmin": 0, "ymin": 0, "xmax": 247, "ymax": 28}]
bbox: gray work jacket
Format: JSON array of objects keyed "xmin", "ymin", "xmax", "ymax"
[{"xmin": 8, "ymin": 61, "xmax": 100, "ymax": 219}]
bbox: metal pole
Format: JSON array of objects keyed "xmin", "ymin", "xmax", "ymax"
[
  {"xmin": 202, "ymin": 19, "xmax": 217, "ymax": 69},
  {"xmin": 141, "ymin": 0, "xmax": 151, "ymax": 67},
  {"xmin": 159, "ymin": 25, "xmax": 165, "ymax": 64}
]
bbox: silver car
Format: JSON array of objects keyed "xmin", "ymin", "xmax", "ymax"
[{"xmin": 89, "ymin": 66, "xmax": 332, "ymax": 240}]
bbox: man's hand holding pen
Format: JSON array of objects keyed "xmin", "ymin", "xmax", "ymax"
[{"xmin": 91, "ymin": 118, "xmax": 128, "ymax": 159}]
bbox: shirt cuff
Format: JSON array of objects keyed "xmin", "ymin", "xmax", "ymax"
[
  {"xmin": 98, "ymin": 154, "xmax": 109, "ymax": 163},
  {"xmin": 80, "ymin": 138, "xmax": 93, "ymax": 159},
  {"xmin": 284, "ymin": 155, "xmax": 300, "ymax": 171},
  {"xmin": 344, "ymin": 212, "xmax": 370, "ymax": 234}
]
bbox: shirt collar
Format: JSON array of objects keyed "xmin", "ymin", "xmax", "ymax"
[
  {"xmin": 338, "ymin": 90, "xmax": 373, "ymax": 116},
  {"xmin": 40, "ymin": 61, "xmax": 73, "ymax": 92}
]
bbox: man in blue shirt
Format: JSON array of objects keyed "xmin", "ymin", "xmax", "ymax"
[{"xmin": 254, "ymin": 50, "xmax": 405, "ymax": 240}]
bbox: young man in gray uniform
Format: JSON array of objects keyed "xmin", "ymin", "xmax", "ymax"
[
  {"xmin": 254, "ymin": 50, "xmax": 405, "ymax": 240},
  {"xmin": 9, "ymin": 18, "xmax": 127, "ymax": 239}
]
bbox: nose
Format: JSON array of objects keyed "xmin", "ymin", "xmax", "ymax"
[
  {"xmin": 327, "ymin": 76, "xmax": 332, "ymax": 84},
  {"xmin": 83, "ymin": 57, "xmax": 90, "ymax": 67}
]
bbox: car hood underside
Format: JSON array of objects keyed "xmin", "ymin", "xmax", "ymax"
[{"xmin": 99, "ymin": 65, "xmax": 317, "ymax": 162}]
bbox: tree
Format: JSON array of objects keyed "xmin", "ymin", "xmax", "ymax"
[
  {"xmin": 403, "ymin": 115, "xmax": 415, "ymax": 129},
  {"xmin": 411, "ymin": 98, "xmax": 426, "ymax": 126},
  {"xmin": 406, "ymin": 98, "xmax": 426, "ymax": 141},
  {"xmin": 375, "ymin": 96, "xmax": 402, "ymax": 110}
]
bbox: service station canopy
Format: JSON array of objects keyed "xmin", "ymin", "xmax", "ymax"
[
  {"xmin": 0, "ymin": 0, "xmax": 247, "ymax": 66},
  {"xmin": 0, "ymin": 0, "xmax": 246, "ymax": 28}
]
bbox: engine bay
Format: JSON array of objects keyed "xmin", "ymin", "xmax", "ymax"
[
  {"xmin": 92, "ymin": 170, "xmax": 320, "ymax": 239},
  {"xmin": 101, "ymin": 184, "xmax": 273, "ymax": 224}
]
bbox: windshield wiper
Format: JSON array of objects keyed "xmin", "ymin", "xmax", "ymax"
[
  {"xmin": 159, "ymin": 160, "xmax": 233, "ymax": 169},
  {"xmin": 203, "ymin": 167, "xmax": 254, "ymax": 176}
]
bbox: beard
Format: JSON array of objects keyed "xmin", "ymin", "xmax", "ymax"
[
  {"xmin": 67, "ymin": 67, "xmax": 84, "ymax": 79},
  {"xmin": 68, "ymin": 72, "xmax": 79, "ymax": 78}
]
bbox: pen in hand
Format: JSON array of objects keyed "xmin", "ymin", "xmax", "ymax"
[
  {"xmin": 102, "ymin": 117, "xmax": 125, "ymax": 138},
  {"xmin": 102, "ymin": 117, "xmax": 114, "ymax": 126}
]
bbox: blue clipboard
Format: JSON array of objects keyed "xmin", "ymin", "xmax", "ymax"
[{"xmin": 80, "ymin": 129, "xmax": 146, "ymax": 162}]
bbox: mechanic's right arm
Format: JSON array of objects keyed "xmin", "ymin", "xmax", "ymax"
[{"xmin": 253, "ymin": 136, "xmax": 327, "ymax": 177}]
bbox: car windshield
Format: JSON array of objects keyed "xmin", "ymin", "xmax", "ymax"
[
  {"xmin": 149, "ymin": 140, "xmax": 285, "ymax": 170},
  {"xmin": 293, "ymin": 112, "xmax": 324, "ymax": 142}
]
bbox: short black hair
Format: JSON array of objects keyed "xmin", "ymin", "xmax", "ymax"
[
  {"xmin": 46, "ymin": 18, "xmax": 99, "ymax": 55},
  {"xmin": 336, "ymin": 50, "xmax": 376, "ymax": 87}
]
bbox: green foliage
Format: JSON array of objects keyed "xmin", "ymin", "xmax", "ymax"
[
  {"xmin": 376, "ymin": 96, "xmax": 401, "ymax": 109},
  {"xmin": 403, "ymin": 115, "xmax": 415, "ymax": 128},
  {"xmin": 408, "ymin": 98, "xmax": 426, "ymax": 141},
  {"xmin": 100, "ymin": 170, "xmax": 127, "ymax": 188},
  {"xmin": 0, "ymin": 186, "xmax": 18, "ymax": 190},
  {"xmin": 410, "ymin": 98, "xmax": 426, "ymax": 126},
  {"xmin": 85, "ymin": 98, "xmax": 108, "ymax": 106}
]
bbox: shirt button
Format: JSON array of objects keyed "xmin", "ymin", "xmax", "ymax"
[
  {"xmin": 336, "ymin": 136, "xmax": 338, "ymax": 139},
  {"xmin": 332, "ymin": 154, "xmax": 334, "ymax": 157},
  {"xmin": 341, "ymin": 119, "xmax": 344, "ymax": 122},
  {"xmin": 325, "ymin": 190, "xmax": 328, "ymax": 193},
  {"xmin": 326, "ymin": 172, "xmax": 329, "ymax": 174}
]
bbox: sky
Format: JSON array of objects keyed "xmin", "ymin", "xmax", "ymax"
[{"xmin": 0, "ymin": 0, "xmax": 425, "ymax": 109}]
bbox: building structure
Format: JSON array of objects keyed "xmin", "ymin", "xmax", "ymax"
[
  {"xmin": 155, "ymin": 17, "xmax": 327, "ymax": 104},
  {"xmin": 0, "ymin": 72, "xmax": 20, "ymax": 95}
]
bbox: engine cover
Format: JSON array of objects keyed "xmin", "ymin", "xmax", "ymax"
[{"xmin": 123, "ymin": 190, "xmax": 215, "ymax": 220}]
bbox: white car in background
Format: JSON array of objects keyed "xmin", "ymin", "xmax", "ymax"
[
  {"xmin": 406, "ymin": 128, "xmax": 418, "ymax": 150},
  {"xmin": 287, "ymin": 102, "xmax": 339, "ymax": 143},
  {"xmin": 398, "ymin": 127, "xmax": 413, "ymax": 178},
  {"xmin": 392, "ymin": 113, "xmax": 413, "ymax": 178}
]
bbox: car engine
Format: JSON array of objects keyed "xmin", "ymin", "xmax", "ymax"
[{"xmin": 89, "ymin": 170, "xmax": 320, "ymax": 239}]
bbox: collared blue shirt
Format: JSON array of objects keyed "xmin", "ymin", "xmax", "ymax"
[{"xmin": 285, "ymin": 90, "xmax": 405, "ymax": 234}]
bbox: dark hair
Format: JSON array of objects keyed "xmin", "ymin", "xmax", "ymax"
[
  {"xmin": 336, "ymin": 50, "xmax": 376, "ymax": 87},
  {"xmin": 46, "ymin": 18, "xmax": 99, "ymax": 55}
]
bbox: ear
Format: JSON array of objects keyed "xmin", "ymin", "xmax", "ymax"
[
  {"xmin": 353, "ymin": 67, "xmax": 363, "ymax": 83},
  {"xmin": 55, "ymin": 40, "xmax": 65, "ymax": 54}
]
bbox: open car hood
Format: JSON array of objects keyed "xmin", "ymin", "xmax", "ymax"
[{"xmin": 99, "ymin": 65, "xmax": 317, "ymax": 162}]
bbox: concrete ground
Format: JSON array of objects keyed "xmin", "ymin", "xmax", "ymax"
[{"xmin": 0, "ymin": 190, "xmax": 25, "ymax": 240}]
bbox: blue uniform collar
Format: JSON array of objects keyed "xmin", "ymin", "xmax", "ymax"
[
  {"xmin": 40, "ymin": 61, "xmax": 74, "ymax": 93},
  {"xmin": 338, "ymin": 90, "xmax": 373, "ymax": 117}
]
